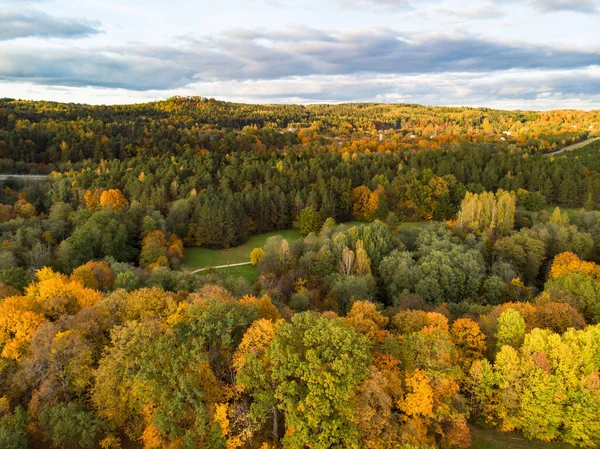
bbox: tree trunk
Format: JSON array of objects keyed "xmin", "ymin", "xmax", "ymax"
[{"xmin": 273, "ymin": 407, "xmax": 279, "ymax": 443}]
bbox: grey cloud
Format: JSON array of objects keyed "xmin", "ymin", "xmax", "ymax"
[
  {"xmin": 0, "ymin": 28, "xmax": 599, "ymax": 90},
  {"xmin": 190, "ymin": 69, "xmax": 600, "ymax": 110},
  {"xmin": 532, "ymin": 0, "xmax": 599, "ymax": 13},
  {"xmin": 0, "ymin": 10, "xmax": 101, "ymax": 41}
]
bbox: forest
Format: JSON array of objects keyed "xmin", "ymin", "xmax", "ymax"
[{"xmin": 0, "ymin": 97, "xmax": 599, "ymax": 449}]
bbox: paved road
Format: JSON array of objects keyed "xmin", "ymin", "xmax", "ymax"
[
  {"xmin": 0, "ymin": 174, "xmax": 49, "ymax": 181},
  {"xmin": 545, "ymin": 137, "xmax": 600, "ymax": 157},
  {"xmin": 190, "ymin": 261, "xmax": 252, "ymax": 274}
]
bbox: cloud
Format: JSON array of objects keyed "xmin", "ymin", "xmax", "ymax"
[
  {"xmin": 0, "ymin": 10, "xmax": 101, "ymax": 41},
  {"xmin": 0, "ymin": 27, "xmax": 598, "ymax": 94},
  {"xmin": 433, "ymin": 2, "xmax": 506, "ymax": 20},
  {"xmin": 4, "ymin": 66, "xmax": 600, "ymax": 110},
  {"xmin": 532, "ymin": 0, "xmax": 599, "ymax": 13},
  {"xmin": 334, "ymin": 0, "xmax": 412, "ymax": 10}
]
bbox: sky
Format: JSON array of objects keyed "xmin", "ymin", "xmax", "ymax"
[{"xmin": 0, "ymin": 0, "xmax": 599, "ymax": 109}]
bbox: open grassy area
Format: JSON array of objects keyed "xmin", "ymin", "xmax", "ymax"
[
  {"xmin": 470, "ymin": 426, "xmax": 572, "ymax": 449},
  {"xmin": 185, "ymin": 220, "xmax": 433, "ymax": 281},
  {"xmin": 184, "ymin": 228, "xmax": 304, "ymax": 271}
]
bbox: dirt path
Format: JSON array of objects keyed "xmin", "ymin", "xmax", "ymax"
[
  {"xmin": 545, "ymin": 137, "xmax": 599, "ymax": 156},
  {"xmin": 190, "ymin": 261, "xmax": 252, "ymax": 274}
]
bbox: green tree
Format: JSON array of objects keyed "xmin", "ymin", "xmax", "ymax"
[
  {"xmin": 269, "ymin": 312, "xmax": 371, "ymax": 449},
  {"xmin": 38, "ymin": 402, "xmax": 110, "ymax": 449},
  {"xmin": 293, "ymin": 206, "xmax": 322, "ymax": 236}
]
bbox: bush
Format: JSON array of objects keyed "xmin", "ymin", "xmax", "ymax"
[{"xmin": 290, "ymin": 293, "xmax": 310, "ymax": 311}]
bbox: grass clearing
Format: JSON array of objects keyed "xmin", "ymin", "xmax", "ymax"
[
  {"xmin": 469, "ymin": 426, "xmax": 572, "ymax": 449},
  {"xmin": 184, "ymin": 228, "xmax": 303, "ymax": 271},
  {"xmin": 184, "ymin": 220, "xmax": 432, "ymax": 281}
]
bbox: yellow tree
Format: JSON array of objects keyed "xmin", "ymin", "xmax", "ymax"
[
  {"xmin": 0, "ymin": 295, "xmax": 46, "ymax": 360},
  {"xmin": 99, "ymin": 189, "xmax": 128, "ymax": 210},
  {"xmin": 344, "ymin": 300, "xmax": 389, "ymax": 342},
  {"xmin": 450, "ymin": 318, "xmax": 487, "ymax": 370}
]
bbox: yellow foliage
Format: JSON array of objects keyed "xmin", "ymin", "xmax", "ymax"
[
  {"xmin": 213, "ymin": 403, "xmax": 230, "ymax": 437},
  {"xmin": 99, "ymin": 189, "xmax": 127, "ymax": 209},
  {"xmin": 26, "ymin": 267, "xmax": 101, "ymax": 317},
  {"xmin": 345, "ymin": 300, "xmax": 389, "ymax": 342},
  {"xmin": 401, "ymin": 369, "xmax": 434, "ymax": 418},
  {"xmin": 233, "ymin": 318, "xmax": 277, "ymax": 373},
  {"xmin": 450, "ymin": 318, "xmax": 487, "ymax": 368},
  {"xmin": 84, "ymin": 189, "xmax": 104, "ymax": 210},
  {"xmin": 239, "ymin": 294, "xmax": 280, "ymax": 322},
  {"xmin": 0, "ymin": 296, "xmax": 46, "ymax": 360},
  {"xmin": 141, "ymin": 424, "xmax": 164, "ymax": 449}
]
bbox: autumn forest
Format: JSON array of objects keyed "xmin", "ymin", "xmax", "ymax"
[{"xmin": 0, "ymin": 97, "xmax": 599, "ymax": 449}]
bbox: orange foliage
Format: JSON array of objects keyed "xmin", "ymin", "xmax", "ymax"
[
  {"xmin": 548, "ymin": 252, "xmax": 600, "ymax": 281},
  {"xmin": 239, "ymin": 294, "xmax": 280, "ymax": 322},
  {"xmin": 0, "ymin": 295, "xmax": 46, "ymax": 360},
  {"xmin": 345, "ymin": 300, "xmax": 389, "ymax": 342},
  {"xmin": 99, "ymin": 189, "xmax": 127, "ymax": 209},
  {"xmin": 84, "ymin": 188, "xmax": 104, "ymax": 210},
  {"xmin": 401, "ymin": 369, "xmax": 433, "ymax": 418}
]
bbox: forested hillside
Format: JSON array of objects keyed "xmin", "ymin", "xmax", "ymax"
[{"xmin": 0, "ymin": 98, "xmax": 600, "ymax": 449}]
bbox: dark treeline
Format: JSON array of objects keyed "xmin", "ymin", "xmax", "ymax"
[{"xmin": 0, "ymin": 142, "xmax": 597, "ymax": 277}]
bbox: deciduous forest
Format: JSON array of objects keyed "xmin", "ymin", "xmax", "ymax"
[{"xmin": 0, "ymin": 97, "xmax": 599, "ymax": 449}]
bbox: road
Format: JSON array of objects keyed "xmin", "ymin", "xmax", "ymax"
[
  {"xmin": 190, "ymin": 261, "xmax": 252, "ymax": 274},
  {"xmin": 544, "ymin": 137, "xmax": 600, "ymax": 157},
  {"xmin": 0, "ymin": 174, "xmax": 49, "ymax": 181}
]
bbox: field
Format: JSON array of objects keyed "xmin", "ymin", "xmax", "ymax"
[
  {"xmin": 183, "ymin": 228, "xmax": 303, "ymax": 271},
  {"xmin": 470, "ymin": 426, "xmax": 572, "ymax": 449},
  {"xmin": 183, "ymin": 221, "xmax": 433, "ymax": 281}
]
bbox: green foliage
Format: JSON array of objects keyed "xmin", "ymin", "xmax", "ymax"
[
  {"xmin": 0, "ymin": 268, "xmax": 33, "ymax": 291},
  {"xmin": 0, "ymin": 407, "xmax": 31, "ymax": 449},
  {"xmin": 545, "ymin": 274, "xmax": 600, "ymax": 323},
  {"xmin": 293, "ymin": 206, "xmax": 322, "ymax": 236},
  {"xmin": 38, "ymin": 402, "xmax": 109, "ymax": 449},
  {"xmin": 269, "ymin": 312, "xmax": 371, "ymax": 449}
]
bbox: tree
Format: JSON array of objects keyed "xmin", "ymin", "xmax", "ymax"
[
  {"xmin": 38, "ymin": 402, "xmax": 110, "ymax": 449},
  {"xmin": 99, "ymin": 189, "xmax": 127, "ymax": 210},
  {"xmin": 344, "ymin": 300, "xmax": 389, "ymax": 342},
  {"xmin": 495, "ymin": 309, "xmax": 526, "ymax": 351},
  {"xmin": 233, "ymin": 318, "xmax": 280, "ymax": 445},
  {"xmin": 0, "ymin": 295, "xmax": 45, "ymax": 360},
  {"xmin": 456, "ymin": 189, "xmax": 516, "ymax": 237},
  {"xmin": 0, "ymin": 406, "xmax": 31, "ymax": 449},
  {"xmin": 548, "ymin": 252, "xmax": 600, "ymax": 281},
  {"xmin": 545, "ymin": 274, "xmax": 600, "ymax": 323},
  {"xmin": 470, "ymin": 325, "xmax": 600, "ymax": 448},
  {"xmin": 269, "ymin": 312, "xmax": 371, "ymax": 449},
  {"xmin": 494, "ymin": 231, "xmax": 546, "ymax": 284},
  {"xmin": 250, "ymin": 248, "xmax": 265, "ymax": 266},
  {"xmin": 450, "ymin": 318, "xmax": 486, "ymax": 369},
  {"xmin": 293, "ymin": 206, "xmax": 321, "ymax": 236},
  {"xmin": 25, "ymin": 267, "xmax": 101, "ymax": 320},
  {"xmin": 140, "ymin": 231, "xmax": 183, "ymax": 269},
  {"xmin": 71, "ymin": 261, "xmax": 115, "ymax": 291}
]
